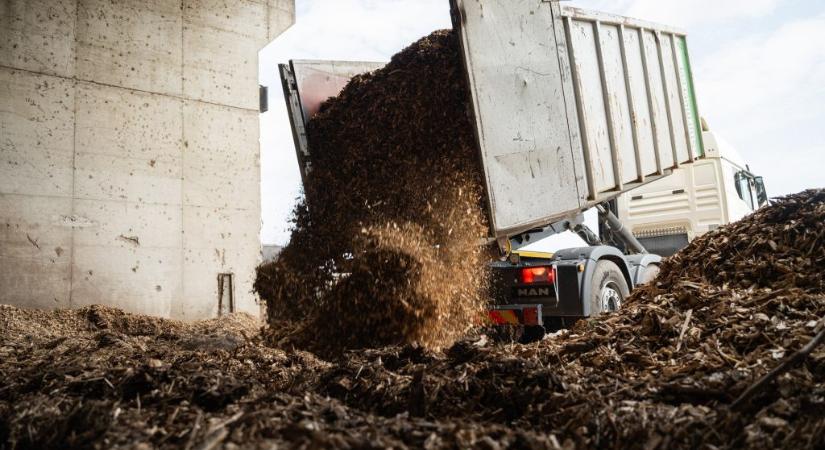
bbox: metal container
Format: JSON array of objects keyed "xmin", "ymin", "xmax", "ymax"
[
  {"xmin": 451, "ymin": 0, "xmax": 703, "ymax": 239},
  {"xmin": 279, "ymin": 0, "xmax": 704, "ymax": 241},
  {"xmin": 279, "ymin": 60, "xmax": 384, "ymax": 181}
]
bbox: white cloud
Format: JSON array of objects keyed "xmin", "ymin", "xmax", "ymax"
[
  {"xmin": 694, "ymin": 14, "xmax": 825, "ymax": 195},
  {"xmin": 697, "ymin": 14, "xmax": 825, "ymax": 120},
  {"xmin": 574, "ymin": 0, "xmax": 780, "ymax": 27},
  {"xmin": 624, "ymin": 0, "xmax": 780, "ymax": 27},
  {"xmin": 747, "ymin": 145, "xmax": 825, "ymax": 197},
  {"xmin": 270, "ymin": 0, "xmax": 451, "ymax": 61}
]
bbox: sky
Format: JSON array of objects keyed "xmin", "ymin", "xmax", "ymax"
[{"xmin": 258, "ymin": 0, "xmax": 825, "ymax": 245}]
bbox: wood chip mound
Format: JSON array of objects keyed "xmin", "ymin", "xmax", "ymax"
[
  {"xmin": 3, "ymin": 190, "xmax": 823, "ymax": 448},
  {"xmin": 315, "ymin": 189, "xmax": 825, "ymax": 448}
]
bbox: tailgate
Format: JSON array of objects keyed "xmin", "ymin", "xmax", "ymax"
[
  {"xmin": 279, "ymin": 60, "xmax": 384, "ymax": 182},
  {"xmin": 450, "ymin": 0, "xmax": 703, "ymax": 239}
]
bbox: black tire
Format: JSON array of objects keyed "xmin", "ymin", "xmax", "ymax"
[
  {"xmin": 519, "ymin": 326, "xmax": 546, "ymax": 344},
  {"xmin": 589, "ymin": 260, "xmax": 630, "ymax": 315},
  {"xmin": 638, "ymin": 263, "xmax": 660, "ymax": 285},
  {"xmin": 486, "ymin": 325, "xmax": 522, "ymax": 343}
]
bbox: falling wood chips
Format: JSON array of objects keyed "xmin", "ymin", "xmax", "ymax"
[
  {"xmin": 2, "ymin": 29, "xmax": 824, "ymax": 450},
  {"xmin": 254, "ymin": 30, "xmax": 489, "ymax": 355}
]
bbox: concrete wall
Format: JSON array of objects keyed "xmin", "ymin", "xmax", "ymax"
[{"xmin": 0, "ymin": 0, "xmax": 295, "ymax": 319}]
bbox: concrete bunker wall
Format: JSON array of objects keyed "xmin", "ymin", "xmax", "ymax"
[{"xmin": 0, "ymin": 0, "xmax": 295, "ymax": 319}]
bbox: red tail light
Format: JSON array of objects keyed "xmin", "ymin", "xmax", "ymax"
[{"xmin": 520, "ymin": 265, "xmax": 555, "ymax": 284}]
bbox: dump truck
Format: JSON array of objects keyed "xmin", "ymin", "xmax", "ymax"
[{"xmin": 278, "ymin": 0, "xmax": 707, "ymax": 338}]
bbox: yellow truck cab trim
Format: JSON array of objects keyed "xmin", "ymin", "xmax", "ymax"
[{"xmin": 512, "ymin": 250, "xmax": 554, "ymax": 260}]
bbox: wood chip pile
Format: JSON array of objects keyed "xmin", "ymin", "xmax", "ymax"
[
  {"xmin": 254, "ymin": 30, "xmax": 489, "ymax": 355},
  {"xmin": 2, "ymin": 190, "xmax": 823, "ymax": 449},
  {"xmin": 314, "ymin": 189, "xmax": 825, "ymax": 449}
]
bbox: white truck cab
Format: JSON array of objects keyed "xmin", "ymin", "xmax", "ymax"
[{"xmin": 616, "ymin": 120, "xmax": 768, "ymax": 256}]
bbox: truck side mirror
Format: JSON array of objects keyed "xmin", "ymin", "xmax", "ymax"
[{"xmin": 754, "ymin": 176, "xmax": 768, "ymax": 206}]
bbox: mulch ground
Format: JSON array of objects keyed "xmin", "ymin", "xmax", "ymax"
[{"xmin": 2, "ymin": 189, "xmax": 824, "ymax": 449}]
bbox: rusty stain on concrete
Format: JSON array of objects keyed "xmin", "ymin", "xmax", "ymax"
[
  {"xmin": 26, "ymin": 234, "xmax": 41, "ymax": 250},
  {"xmin": 117, "ymin": 234, "xmax": 141, "ymax": 246}
]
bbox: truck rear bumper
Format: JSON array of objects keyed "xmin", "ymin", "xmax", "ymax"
[
  {"xmin": 491, "ymin": 259, "xmax": 586, "ymax": 317},
  {"xmin": 487, "ymin": 304, "xmax": 543, "ymax": 326}
]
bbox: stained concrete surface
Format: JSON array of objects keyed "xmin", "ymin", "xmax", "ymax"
[{"xmin": 0, "ymin": 0, "xmax": 295, "ymax": 319}]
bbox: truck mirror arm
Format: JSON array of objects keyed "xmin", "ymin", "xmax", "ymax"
[{"xmin": 754, "ymin": 176, "xmax": 769, "ymax": 206}]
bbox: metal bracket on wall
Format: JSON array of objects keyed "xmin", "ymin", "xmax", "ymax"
[
  {"xmin": 259, "ymin": 85, "xmax": 269, "ymax": 113},
  {"xmin": 218, "ymin": 273, "xmax": 235, "ymax": 316}
]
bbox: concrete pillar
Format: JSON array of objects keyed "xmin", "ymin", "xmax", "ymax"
[{"xmin": 0, "ymin": 0, "xmax": 295, "ymax": 319}]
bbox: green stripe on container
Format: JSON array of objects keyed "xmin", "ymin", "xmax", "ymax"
[{"xmin": 677, "ymin": 36, "xmax": 704, "ymax": 157}]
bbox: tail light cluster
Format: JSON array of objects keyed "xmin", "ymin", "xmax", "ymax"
[{"xmin": 519, "ymin": 265, "xmax": 556, "ymax": 284}]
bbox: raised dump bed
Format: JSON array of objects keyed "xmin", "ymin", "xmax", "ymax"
[{"xmin": 280, "ymin": 0, "xmax": 703, "ymax": 241}]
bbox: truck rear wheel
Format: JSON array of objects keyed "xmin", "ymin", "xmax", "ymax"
[{"xmin": 589, "ymin": 260, "xmax": 630, "ymax": 315}]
